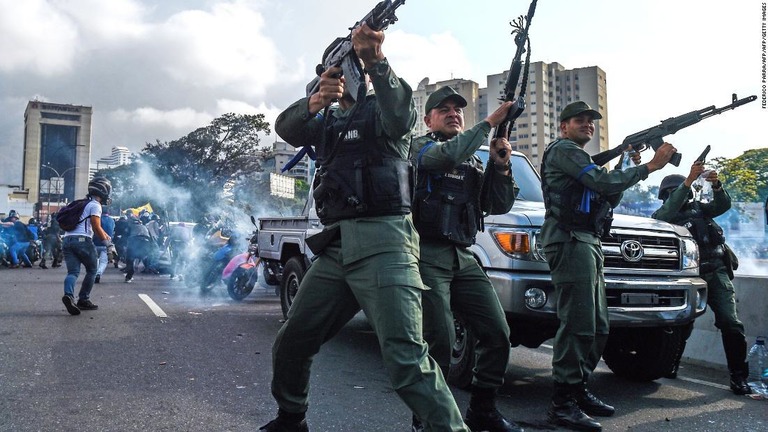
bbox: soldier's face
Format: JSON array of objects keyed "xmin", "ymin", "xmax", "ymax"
[
  {"xmin": 425, "ymin": 101, "xmax": 464, "ymax": 137},
  {"xmin": 560, "ymin": 114, "xmax": 595, "ymax": 145}
]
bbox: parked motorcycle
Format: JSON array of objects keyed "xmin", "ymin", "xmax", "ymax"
[{"xmin": 224, "ymin": 217, "xmax": 260, "ymax": 301}]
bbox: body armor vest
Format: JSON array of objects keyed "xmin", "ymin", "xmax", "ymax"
[
  {"xmin": 665, "ymin": 202, "xmax": 726, "ymax": 261},
  {"xmin": 413, "ymin": 138, "xmax": 485, "ymax": 247},
  {"xmin": 541, "ymin": 139, "xmax": 613, "ymax": 237},
  {"xmin": 312, "ymin": 96, "xmax": 413, "ymax": 225}
]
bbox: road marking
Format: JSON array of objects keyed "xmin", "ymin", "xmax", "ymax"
[
  {"xmin": 139, "ymin": 294, "xmax": 168, "ymax": 317},
  {"xmin": 539, "ymin": 343, "xmax": 729, "ymax": 390}
]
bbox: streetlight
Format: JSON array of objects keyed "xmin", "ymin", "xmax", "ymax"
[{"xmin": 40, "ymin": 164, "xmax": 77, "ymax": 219}]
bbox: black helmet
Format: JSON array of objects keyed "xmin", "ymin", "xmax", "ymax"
[
  {"xmin": 88, "ymin": 177, "xmax": 112, "ymax": 201},
  {"xmin": 8, "ymin": 209, "xmax": 18, "ymax": 219},
  {"xmin": 658, "ymin": 174, "xmax": 685, "ymax": 200},
  {"xmin": 28, "ymin": 217, "xmax": 37, "ymax": 225}
]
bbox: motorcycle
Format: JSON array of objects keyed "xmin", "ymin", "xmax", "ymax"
[
  {"xmin": 198, "ymin": 223, "xmax": 236, "ymax": 294},
  {"xmin": 223, "ymin": 217, "xmax": 260, "ymax": 301}
]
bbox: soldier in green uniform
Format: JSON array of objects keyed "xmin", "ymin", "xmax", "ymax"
[
  {"xmin": 260, "ymin": 24, "xmax": 469, "ymax": 432},
  {"xmin": 541, "ymin": 101, "xmax": 676, "ymax": 432},
  {"xmin": 409, "ymin": 86, "xmax": 523, "ymax": 432},
  {"xmin": 653, "ymin": 163, "xmax": 751, "ymax": 395}
]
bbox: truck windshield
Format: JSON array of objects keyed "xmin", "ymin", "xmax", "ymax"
[{"xmin": 475, "ymin": 149, "xmax": 544, "ymax": 202}]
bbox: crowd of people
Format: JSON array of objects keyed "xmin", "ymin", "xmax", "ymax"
[{"xmin": 1, "ymin": 210, "xmax": 61, "ymax": 270}]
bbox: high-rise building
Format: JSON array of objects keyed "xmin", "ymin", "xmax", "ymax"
[
  {"xmin": 92, "ymin": 146, "xmax": 133, "ymax": 177},
  {"xmin": 483, "ymin": 61, "xmax": 608, "ymax": 170},
  {"xmin": 23, "ymin": 101, "xmax": 93, "ymax": 219},
  {"xmin": 271, "ymin": 141, "xmax": 313, "ymax": 182}
]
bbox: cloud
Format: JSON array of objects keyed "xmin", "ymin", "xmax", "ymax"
[
  {"xmin": 385, "ymin": 30, "xmax": 475, "ymax": 88},
  {"xmin": 109, "ymin": 107, "xmax": 213, "ymax": 132},
  {"xmin": 0, "ymin": 0, "xmax": 78, "ymax": 75},
  {"xmin": 152, "ymin": 1, "xmax": 282, "ymax": 97}
]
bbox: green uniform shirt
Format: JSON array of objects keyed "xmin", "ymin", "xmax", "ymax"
[
  {"xmin": 540, "ymin": 138, "xmax": 650, "ymax": 246},
  {"xmin": 652, "ymin": 183, "xmax": 731, "ymax": 222},
  {"xmin": 411, "ymin": 122, "xmax": 517, "ymax": 270},
  {"xmin": 275, "ymin": 59, "xmax": 420, "ymax": 265}
]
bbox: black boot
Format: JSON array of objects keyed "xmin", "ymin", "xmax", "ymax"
[
  {"xmin": 547, "ymin": 383, "xmax": 602, "ymax": 432},
  {"xmin": 259, "ymin": 410, "xmax": 309, "ymax": 432},
  {"xmin": 411, "ymin": 414, "xmax": 424, "ymax": 432},
  {"xmin": 729, "ymin": 362, "xmax": 752, "ymax": 395},
  {"xmin": 722, "ymin": 333, "xmax": 751, "ymax": 395},
  {"xmin": 575, "ymin": 377, "xmax": 614, "ymax": 417},
  {"xmin": 464, "ymin": 386, "xmax": 524, "ymax": 432}
]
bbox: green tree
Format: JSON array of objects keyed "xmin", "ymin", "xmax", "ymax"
[
  {"xmin": 710, "ymin": 148, "xmax": 768, "ymax": 202},
  {"xmin": 140, "ymin": 113, "xmax": 272, "ymax": 219}
]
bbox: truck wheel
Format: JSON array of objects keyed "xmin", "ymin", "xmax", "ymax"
[
  {"xmin": 280, "ymin": 257, "xmax": 305, "ymax": 320},
  {"xmin": 602, "ymin": 325, "xmax": 690, "ymax": 381},
  {"xmin": 448, "ymin": 314, "xmax": 475, "ymax": 389}
]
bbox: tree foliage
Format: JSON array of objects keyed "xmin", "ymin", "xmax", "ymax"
[
  {"xmin": 139, "ymin": 113, "xmax": 272, "ymax": 218},
  {"xmin": 710, "ymin": 148, "xmax": 768, "ymax": 202}
]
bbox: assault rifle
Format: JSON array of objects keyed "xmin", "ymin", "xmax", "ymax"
[
  {"xmin": 592, "ymin": 93, "xmax": 757, "ymax": 167},
  {"xmin": 495, "ymin": 0, "xmax": 538, "ymax": 158},
  {"xmin": 305, "ymin": 0, "xmax": 406, "ymax": 101}
]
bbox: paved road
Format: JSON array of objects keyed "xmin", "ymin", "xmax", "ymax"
[{"xmin": 0, "ymin": 264, "xmax": 765, "ymax": 431}]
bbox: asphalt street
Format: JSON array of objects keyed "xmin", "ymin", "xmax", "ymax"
[{"xmin": 0, "ymin": 264, "xmax": 766, "ymax": 432}]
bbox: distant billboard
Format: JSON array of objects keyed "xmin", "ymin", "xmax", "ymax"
[{"xmin": 270, "ymin": 172, "xmax": 295, "ymax": 199}]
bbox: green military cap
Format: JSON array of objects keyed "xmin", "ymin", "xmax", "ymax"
[
  {"xmin": 559, "ymin": 100, "xmax": 602, "ymax": 122},
  {"xmin": 425, "ymin": 86, "xmax": 468, "ymax": 113}
]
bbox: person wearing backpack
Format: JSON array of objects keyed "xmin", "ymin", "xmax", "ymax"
[{"xmin": 60, "ymin": 177, "xmax": 113, "ymax": 316}]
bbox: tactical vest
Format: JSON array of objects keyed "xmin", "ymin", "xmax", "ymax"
[
  {"xmin": 312, "ymin": 96, "xmax": 413, "ymax": 225},
  {"xmin": 665, "ymin": 202, "xmax": 726, "ymax": 262},
  {"xmin": 541, "ymin": 139, "xmax": 613, "ymax": 237},
  {"xmin": 413, "ymin": 136, "xmax": 485, "ymax": 247}
]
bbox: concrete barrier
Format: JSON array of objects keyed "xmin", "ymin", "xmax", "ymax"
[{"xmin": 683, "ymin": 275, "xmax": 768, "ymax": 368}]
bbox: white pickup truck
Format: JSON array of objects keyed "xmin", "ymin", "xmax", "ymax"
[{"xmin": 257, "ymin": 149, "xmax": 708, "ymax": 383}]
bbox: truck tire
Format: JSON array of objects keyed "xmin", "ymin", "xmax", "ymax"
[
  {"xmin": 448, "ymin": 314, "xmax": 475, "ymax": 389},
  {"xmin": 280, "ymin": 257, "xmax": 305, "ymax": 320},
  {"xmin": 602, "ymin": 325, "xmax": 690, "ymax": 381}
]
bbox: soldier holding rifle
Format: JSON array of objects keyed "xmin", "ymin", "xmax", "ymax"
[
  {"xmin": 541, "ymin": 101, "xmax": 677, "ymax": 432},
  {"xmin": 262, "ymin": 12, "xmax": 470, "ymax": 432}
]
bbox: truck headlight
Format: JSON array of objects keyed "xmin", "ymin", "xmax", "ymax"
[
  {"xmin": 525, "ymin": 288, "xmax": 547, "ymax": 309},
  {"xmin": 681, "ymin": 238, "xmax": 699, "ymax": 270},
  {"xmin": 491, "ymin": 229, "xmax": 546, "ymax": 262}
]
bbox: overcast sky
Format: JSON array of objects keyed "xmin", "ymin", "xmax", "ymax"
[{"xmin": 0, "ymin": 0, "xmax": 763, "ymax": 186}]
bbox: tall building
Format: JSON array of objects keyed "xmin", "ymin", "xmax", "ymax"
[
  {"xmin": 482, "ymin": 61, "xmax": 608, "ymax": 169},
  {"xmin": 412, "ymin": 78, "xmax": 480, "ymax": 138},
  {"xmin": 271, "ymin": 141, "xmax": 313, "ymax": 182},
  {"xmin": 23, "ymin": 101, "xmax": 93, "ymax": 219},
  {"xmin": 91, "ymin": 146, "xmax": 133, "ymax": 177}
]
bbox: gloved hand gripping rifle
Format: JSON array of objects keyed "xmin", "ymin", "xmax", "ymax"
[
  {"xmin": 305, "ymin": 0, "xmax": 406, "ymax": 101},
  {"xmin": 285, "ymin": 1, "xmax": 406, "ymax": 174},
  {"xmin": 494, "ymin": 0, "xmax": 538, "ymax": 158},
  {"xmin": 592, "ymin": 93, "xmax": 757, "ymax": 167}
]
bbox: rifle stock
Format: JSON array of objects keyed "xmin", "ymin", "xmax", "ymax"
[{"xmin": 591, "ymin": 93, "xmax": 756, "ymax": 167}]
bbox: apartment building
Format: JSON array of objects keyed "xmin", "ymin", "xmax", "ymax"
[{"xmin": 483, "ymin": 61, "xmax": 608, "ymax": 170}]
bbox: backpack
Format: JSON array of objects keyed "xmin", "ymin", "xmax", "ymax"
[{"xmin": 56, "ymin": 199, "xmax": 91, "ymax": 231}]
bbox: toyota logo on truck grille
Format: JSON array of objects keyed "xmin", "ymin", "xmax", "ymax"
[{"xmin": 620, "ymin": 240, "xmax": 644, "ymax": 262}]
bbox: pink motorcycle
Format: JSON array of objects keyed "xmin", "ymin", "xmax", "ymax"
[{"xmin": 223, "ymin": 221, "xmax": 260, "ymax": 301}]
